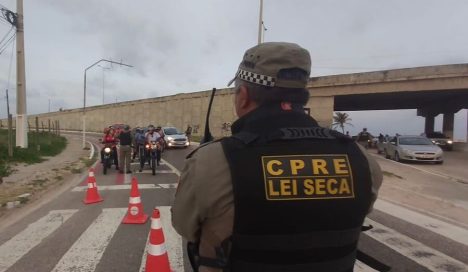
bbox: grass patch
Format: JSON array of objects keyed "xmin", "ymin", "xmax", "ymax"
[
  {"xmin": 0, "ymin": 130, "xmax": 67, "ymax": 178},
  {"xmin": 382, "ymin": 170, "xmax": 403, "ymax": 179},
  {"xmin": 55, "ymin": 175, "xmax": 63, "ymax": 181},
  {"xmin": 190, "ymin": 135, "xmax": 203, "ymax": 143}
]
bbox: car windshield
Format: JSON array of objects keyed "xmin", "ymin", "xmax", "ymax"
[
  {"xmin": 399, "ymin": 137, "xmax": 433, "ymax": 145},
  {"xmin": 164, "ymin": 128, "xmax": 180, "ymax": 135}
]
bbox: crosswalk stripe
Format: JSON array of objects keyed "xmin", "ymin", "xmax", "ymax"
[
  {"xmin": 51, "ymin": 208, "xmax": 127, "ymax": 272},
  {"xmin": 71, "ymin": 183, "xmax": 177, "ymax": 192},
  {"xmin": 0, "ymin": 209, "xmax": 78, "ymax": 272},
  {"xmin": 354, "ymin": 260, "xmax": 378, "ymax": 272},
  {"xmin": 364, "ymin": 218, "xmax": 468, "ymax": 271},
  {"xmin": 139, "ymin": 207, "xmax": 184, "ymax": 272},
  {"xmin": 135, "ymin": 169, "xmax": 176, "ymax": 174},
  {"xmin": 131, "ymin": 162, "xmax": 166, "ymax": 166},
  {"xmin": 374, "ymin": 199, "xmax": 468, "ymax": 246}
]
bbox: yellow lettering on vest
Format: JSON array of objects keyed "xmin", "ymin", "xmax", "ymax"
[
  {"xmin": 303, "ymin": 179, "xmax": 314, "ymax": 195},
  {"xmin": 315, "ymin": 179, "xmax": 326, "ymax": 195},
  {"xmin": 327, "ymin": 179, "xmax": 338, "ymax": 194},
  {"xmin": 290, "ymin": 160, "xmax": 305, "ymax": 175},
  {"xmin": 292, "ymin": 179, "xmax": 298, "ymax": 195},
  {"xmin": 339, "ymin": 178, "xmax": 351, "ymax": 194},
  {"xmin": 280, "ymin": 179, "xmax": 292, "ymax": 196},
  {"xmin": 333, "ymin": 159, "xmax": 349, "ymax": 174},
  {"xmin": 268, "ymin": 180, "xmax": 279, "ymax": 196},
  {"xmin": 266, "ymin": 160, "xmax": 283, "ymax": 176},
  {"xmin": 312, "ymin": 159, "xmax": 329, "ymax": 175}
]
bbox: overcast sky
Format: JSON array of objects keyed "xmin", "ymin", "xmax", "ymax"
[{"xmin": 0, "ymin": 0, "xmax": 467, "ymax": 140}]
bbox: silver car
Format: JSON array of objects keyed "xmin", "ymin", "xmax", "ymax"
[
  {"xmin": 162, "ymin": 127, "xmax": 190, "ymax": 148},
  {"xmin": 384, "ymin": 135, "xmax": 444, "ymax": 164}
]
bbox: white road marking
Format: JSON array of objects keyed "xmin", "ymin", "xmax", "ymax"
[
  {"xmin": 364, "ymin": 218, "xmax": 468, "ymax": 271},
  {"xmin": 354, "ymin": 260, "xmax": 378, "ymax": 272},
  {"xmin": 131, "ymin": 162, "xmax": 165, "ymax": 166},
  {"xmin": 72, "ymin": 184, "xmax": 177, "ymax": 192},
  {"xmin": 161, "ymin": 159, "xmax": 181, "ymax": 177},
  {"xmin": 139, "ymin": 206, "xmax": 184, "ymax": 272},
  {"xmin": 52, "ymin": 208, "xmax": 127, "ymax": 272},
  {"xmin": 135, "ymin": 169, "xmax": 176, "ymax": 174},
  {"xmin": 374, "ymin": 199, "xmax": 468, "ymax": 246},
  {"xmin": 87, "ymin": 141, "xmax": 95, "ymax": 160},
  {"xmin": 0, "ymin": 209, "xmax": 77, "ymax": 272}
]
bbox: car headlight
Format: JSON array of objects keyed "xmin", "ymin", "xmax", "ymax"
[
  {"xmin": 167, "ymin": 136, "xmax": 174, "ymax": 141},
  {"xmin": 104, "ymin": 147, "xmax": 111, "ymax": 153},
  {"xmin": 447, "ymin": 140, "xmax": 453, "ymax": 144}
]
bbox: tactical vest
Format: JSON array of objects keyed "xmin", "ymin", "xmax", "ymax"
[{"xmin": 218, "ymin": 107, "xmax": 373, "ymax": 272}]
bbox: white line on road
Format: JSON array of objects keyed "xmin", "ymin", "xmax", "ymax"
[
  {"xmin": 0, "ymin": 209, "xmax": 78, "ymax": 272},
  {"xmin": 131, "ymin": 162, "xmax": 166, "ymax": 166},
  {"xmin": 374, "ymin": 199, "xmax": 468, "ymax": 246},
  {"xmin": 371, "ymin": 153, "xmax": 468, "ymax": 184},
  {"xmin": 87, "ymin": 141, "xmax": 95, "ymax": 160},
  {"xmin": 161, "ymin": 159, "xmax": 181, "ymax": 177},
  {"xmin": 71, "ymin": 184, "xmax": 177, "ymax": 192},
  {"xmin": 52, "ymin": 208, "xmax": 127, "ymax": 272},
  {"xmin": 364, "ymin": 218, "xmax": 468, "ymax": 271},
  {"xmin": 139, "ymin": 206, "xmax": 184, "ymax": 272}
]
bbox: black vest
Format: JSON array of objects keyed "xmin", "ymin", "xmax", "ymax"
[{"xmin": 221, "ymin": 105, "xmax": 373, "ymax": 272}]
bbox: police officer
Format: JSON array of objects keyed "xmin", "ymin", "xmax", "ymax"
[{"xmin": 172, "ymin": 42, "xmax": 382, "ymax": 272}]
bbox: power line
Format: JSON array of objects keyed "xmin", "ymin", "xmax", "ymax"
[
  {"xmin": 0, "ymin": 26, "xmax": 13, "ymax": 46},
  {"xmin": 0, "ymin": 32, "xmax": 15, "ymax": 55}
]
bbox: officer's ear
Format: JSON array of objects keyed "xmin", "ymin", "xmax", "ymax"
[{"xmin": 235, "ymin": 85, "xmax": 258, "ymax": 117}]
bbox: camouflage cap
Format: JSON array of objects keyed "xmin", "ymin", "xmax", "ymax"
[{"xmin": 228, "ymin": 42, "xmax": 311, "ymax": 89}]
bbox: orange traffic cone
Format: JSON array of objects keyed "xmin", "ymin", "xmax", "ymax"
[
  {"xmin": 122, "ymin": 177, "xmax": 148, "ymax": 224},
  {"xmin": 145, "ymin": 208, "xmax": 171, "ymax": 272},
  {"xmin": 83, "ymin": 168, "xmax": 103, "ymax": 204}
]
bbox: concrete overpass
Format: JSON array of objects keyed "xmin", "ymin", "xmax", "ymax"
[
  {"xmin": 1, "ymin": 63, "xmax": 467, "ymax": 139},
  {"xmin": 306, "ymin": 64, "xmax": 468, "ymax": 139}
]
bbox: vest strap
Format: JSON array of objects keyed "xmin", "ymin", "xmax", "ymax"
[
  {"xmin": 231, "ymin": 250, "xmax": 356, "ymax": 272},
  {"xmin": 232, "ymin": 226, "xmax": 361, "ymax": 250}
]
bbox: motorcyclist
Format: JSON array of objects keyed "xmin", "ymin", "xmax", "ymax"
[
  {"xmin": 145, "ymin": 125, "xmax": 163, "ymax": 166},
  {"xmin": 101, "ymin": 127, "xmax": 119, "ymax": 170},
  {"xmin": 356, "ymin": 128, "xmax": 373, "ymax": 148}
]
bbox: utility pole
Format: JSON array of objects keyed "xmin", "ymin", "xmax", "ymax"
[
  {"xmin": 16, "ymin": 0, "xmax": 27, "ymax": 148},
  {"xmin": 48, "ymin": 99, "xmax": 50, "ymax": 112},
  {"xmin": 257, "ymin": 0, "xmax": 263, "ymax": 44}
]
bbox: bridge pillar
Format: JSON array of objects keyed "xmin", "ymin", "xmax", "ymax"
[
  {"xmin": 307, "ymin": 96, "xmax": 334, "ymax": 128},
  {"xmin": 442, "ymin": 112, "xmax": 455, "ymax": 139},
  {"xmin": 424, "ymin": 115, "xmax": 435, "ymax": 135}
]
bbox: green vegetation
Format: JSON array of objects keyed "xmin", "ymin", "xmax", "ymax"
[
  {"xmin": 0, "ymin": 130, "xmax": 67, "ymax": 178},
  {"xmin": 190, "ymin": 135, "xmax": 203, "ymax": 143}
]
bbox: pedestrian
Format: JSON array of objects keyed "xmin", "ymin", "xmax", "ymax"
[
  {"xmin": 185, "ymin": 125, "xmax": 192, "ymax": 142},
  {"xmin": 172, "ymin": 42, "xmax": 383, "ymax": 272},
  {"xmin": 118, "ymin": 125, "xmax": 133, "ymax": 174}
]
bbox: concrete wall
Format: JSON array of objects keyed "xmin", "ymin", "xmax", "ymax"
[{"xmin": 0, "ymin": 87, "xmax": 334, "ymax": 137}]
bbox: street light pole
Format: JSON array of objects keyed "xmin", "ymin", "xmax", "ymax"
[
  {"xmin": 257, "ymin": 0, "xmax": 263, "ymax": 44},
  {"xmin": 82, "ymin": 59, "xmax": 133, "ymax": 149},
  {"xmin": 16, "ymin": 0, "xmax": 27, "ymax": 148}
]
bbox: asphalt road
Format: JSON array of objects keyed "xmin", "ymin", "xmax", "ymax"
[{"xmin": 0, "ymin": 141, "xmax": 467, "ymax": 272}]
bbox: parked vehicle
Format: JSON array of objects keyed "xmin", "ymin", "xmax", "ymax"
[
  {"xmin": 383, "ymin": 135, "xmax": 444, "ymax": 164},
  {"xmin": 424, "ymin": 132, "xmax": 453, "ymax": 151},
  {"xmin": 162, "ymin": 127, "xmax": 190, "ymax": 148}
]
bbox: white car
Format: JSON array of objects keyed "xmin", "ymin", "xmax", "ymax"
[
  {"xmin": 384, "ymin": 135, "xmax": 443, "ymax": 164},
  {"xmin": 162, "ymin": 127, "xmax": 190, "ymax": 148}
]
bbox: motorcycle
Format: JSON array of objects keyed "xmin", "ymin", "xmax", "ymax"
[
  {"xmin": 145, "ymin": 140, "xmax": 162, "ymax": 175},
  {"xmin": 102, "ymin": 143, "xmax": 116, "ymax": 175}
]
